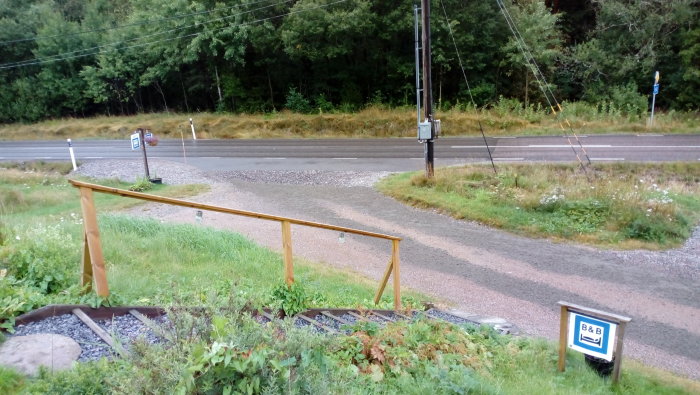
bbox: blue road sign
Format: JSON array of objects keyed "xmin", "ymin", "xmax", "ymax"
[
  {"xmin": 653, "ymin": 84, "xmax": 659, "ymax": 95},
  {"xmin": 568, "ymin": 312, "xmax": 617, "ymax": 361}
]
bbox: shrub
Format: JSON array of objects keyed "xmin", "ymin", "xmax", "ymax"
[
  {"xmin": 269, "ymin": 282, "xmax": 308, "ymax": 317},
  {"xmin": 285, "ymin": 87, "xmax": 312, "ymax": 114}
]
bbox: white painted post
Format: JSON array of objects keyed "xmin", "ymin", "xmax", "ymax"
[
  {"xmin": 189, "ymin": 118, "xmax": 197, "ymax": 140},
  {"xmin": 67, "ymin": 139, "xmax": 77, "ymax": 171}
]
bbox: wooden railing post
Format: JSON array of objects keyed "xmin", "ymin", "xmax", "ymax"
[
  {"xmin": 281, "ymin": 220, "xmax": 294, "ymax": 285},
  {"xmin": 80, "ymin": 233, "xmax": 93, "ymax": 291},
  {"xmin": 558, "ymin": 305, "xmax": 568, "ymax": 372},
  {"xmin": 79, "ymin": 187, "xmax": 109, "ymax": 297},
  {"xmin": 373, "ymin": 259, "xmax": 393, "ymax": 305},
  {"xmin": 392, "ymin": 240, "xmax": 401, "ymax": 310}
]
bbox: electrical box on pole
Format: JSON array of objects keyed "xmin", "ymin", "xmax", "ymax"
[{"xmin": 419, "ymin": 0, "xmax": 436, "ymax": 178}]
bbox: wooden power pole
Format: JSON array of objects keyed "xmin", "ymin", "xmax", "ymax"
[{"xmin": 421, "ymin": 0, "xmax": 434, "ymax": 178}]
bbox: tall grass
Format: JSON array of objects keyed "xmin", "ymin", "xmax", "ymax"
[
  {"xmin": 1, "ymin": 101, "xmax": 697, "ymax": 140},
  {"xmin": 378, "ymin": 163, "xmax": 700, "ymax": 249}
]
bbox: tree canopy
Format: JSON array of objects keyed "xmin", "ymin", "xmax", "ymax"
[{"xmin": 0, "ymin": 0, "xmax": 697, "ymax": 123}]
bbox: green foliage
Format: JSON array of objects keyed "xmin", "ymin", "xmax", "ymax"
[
  {"xmin": 269, "ymin": 282, "xmax": 308, "ymax": 317},
  {"xmin": 0, "ymin": 224, "xmax": 77, "ymax": 294},
  {"xmin": 0, "ymin": 366, "xmax": 25, "ymax": 394},
  {"xmin": 128, "ymin": 177, "xmax": 154, "ymax": 192},
  {"xmin": 284, "ymin": 87, "xmax": 313, "ymax": 114}
]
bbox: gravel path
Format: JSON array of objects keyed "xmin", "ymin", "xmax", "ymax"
[{"xmin": 70, "ymin": 159, "xmax": 700, "ymax": 379}]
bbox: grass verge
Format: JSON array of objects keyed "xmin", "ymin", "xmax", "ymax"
[
  {"xmin": 377, "ymin": 163, "xmax": 700, "ymax": 249},
  {"xmin": 1, "ymin": 105, "xmax": 698, "ymax": 141},
  {"xmin": 1, "ymin": 168, "xmax": 699, "ymax": 393}
]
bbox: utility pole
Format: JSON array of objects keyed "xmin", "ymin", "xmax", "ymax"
[{"xmin": 421, "ymin": 0, "xmax": 434, "ymax": 178}]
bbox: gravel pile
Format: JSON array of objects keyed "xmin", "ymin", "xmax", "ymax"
[
  {"xmin": 100, "ymin": 315, "xmax": 161, "ymax": 349},
  {"xmin": 425, "ymin": 309, "xmax": 480, "ymax": 326},
  {"xmin": 12, "ymin": 314, "xmax": 113, "ymax": 362}
]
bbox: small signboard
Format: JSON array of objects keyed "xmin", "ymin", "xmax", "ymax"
[
  {"xmin": 145, "ymin": 132, "xmax": 153, "ymax": 139},
  {"xmin": 568, "ymin": 312, "xmax": 617, "ymax": 361},
  {"xmin": 131, "ymin": 133, "xmax": 140, "ymax": 150},
  {"xmin": 653, "ymin": 84, "xmax": 659, "ymax": 95}
]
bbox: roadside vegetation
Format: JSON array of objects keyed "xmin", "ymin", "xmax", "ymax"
[
  {"xmin": 1, "ymin": 103, "xmax": 699, "ymax": 141},
  {"xmin": 2, "ymin": 165, "xmax": 700, "ymax": 393},
  {"xmin": 378, "ymin": 163, "xmax": 700, "ymax": 250}
]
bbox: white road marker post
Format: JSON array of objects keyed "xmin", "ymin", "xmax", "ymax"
[
  {"xmin": 189, "ymin": 118, "xmax": 197, "ymax": 140},
  {"xmin": 67, "ymin": 138, "xmax": 77, "ymax": 171}
]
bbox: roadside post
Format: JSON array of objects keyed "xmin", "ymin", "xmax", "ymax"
[
  {"xmin": 67, "ymin": 139, "xmax": 77, "ymax": 171},
  {"xmin": 189, "ymin": 118, "xmax": 197, "ymax": 140},
  {"xmin": 558, "ymin": 301, "xmax": 631, "ymax": 384},
  {"xmin": 649, "ymin": 71, "xmax": 660, "ymax": 127}
]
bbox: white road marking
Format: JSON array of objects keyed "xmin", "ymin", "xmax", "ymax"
[
  {"xmin": 263, "ymin": 157, "xmax": 286, "ymax": 160},
  {"xmin": 528, "ymin": 144, "xmax": 611, "ymax": 148},
  {"xmin": 496, "ymin": 136, "xmax": 517, "ymax": 139},
  {"xmin": 590, "ymin": 158, "xmax": 625, "ymax": 161},
  {"xmin": 332, "ymin": 157, "xmax": 357, "ymax": 160},
  {"xmin": 85, "ymin": 156, "xmax": 104, "ymax": 159},
  {"xmin": 493, "ymin": 158, "xmax": 524, "ymax": 161},
  {"xmin": 639, "ymin": 134, "xmax": 664, "ymax": 136}
]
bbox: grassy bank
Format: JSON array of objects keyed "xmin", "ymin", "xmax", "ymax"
[
  {"xmin": 2, "ymin": 167, "xmax": 700, "ymax": 393},
  {"xmin": 1, "ymin": 103, "xmax": 698, "ymax": 141},
  {"xmin": 377, "ymin": 163, "xmax": 700, "ymax": 250}
]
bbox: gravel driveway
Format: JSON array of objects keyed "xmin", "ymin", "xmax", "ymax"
[{"xmin": 73, "ymin": 159, "xmax": 700, "ymax": 380}]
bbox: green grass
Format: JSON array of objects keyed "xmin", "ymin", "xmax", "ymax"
[
  {"xmin": 377, "ymin": 163, "xmax": 700, "ymax": 249},
  {"xmin": 2, "ymin": 168, "xmax": 700, "ymax": 393},
  {"xmin": 1, "ymin": 104, "xmax": 697, "ymax": 141}
]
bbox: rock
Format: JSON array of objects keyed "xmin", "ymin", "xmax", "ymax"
[{"xmin": 0, "ymin": 334, "xmax": 81, "ymax": 376}]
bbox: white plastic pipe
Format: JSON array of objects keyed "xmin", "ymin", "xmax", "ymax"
[
  {"xmin": 67, "ymin": 139, "xmax": 77, "ymax": 170},
  {"xmin": 189, "ymin": 118, "xmax": 197, "ymax": 140}
]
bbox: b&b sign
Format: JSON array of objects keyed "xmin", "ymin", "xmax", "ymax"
[{"xmin": 568, "ymin": 312, "xmax": 617, "ymax": 361}]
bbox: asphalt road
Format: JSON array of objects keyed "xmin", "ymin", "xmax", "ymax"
[{"xmin": 1, "ymin": 134, "xmax": 699, "ymax": 171}]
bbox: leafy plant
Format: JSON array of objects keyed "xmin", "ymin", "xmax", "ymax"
[
  {"xmin": 128, "ymin": 177, "xmax": 153, "ymax": 192},
  {"xmin": 285, "ymin": 87, "xmax": 312, "ymax": 114},
  {"xmin": 268, "ymin": 282, "xmax": 308, "ymax": 317}
]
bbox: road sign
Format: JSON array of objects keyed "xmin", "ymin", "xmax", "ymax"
[
  {"xmin": 654, "ymin": 71, "xmax": 660, "ymax": 84},
  {"xmin": 131, "ymin": 133, "xmax": 140, "ymax": 150},
  {"xmin": 145, "ymin": 132, "xmax": 153, "ymax": 139},
  {"xmin": 653, "ymin": 84, "xmax": 659, "ymax": 95},
  {"xmin": 568, "ymin": 312, "xmax": 617, "ymax": 361}
]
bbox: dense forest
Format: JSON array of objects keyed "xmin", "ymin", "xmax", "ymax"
[{"xmin": 0, "ymin": 0, "xmax": 697, "ymax": 123}]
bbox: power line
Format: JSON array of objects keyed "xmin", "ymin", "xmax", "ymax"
[
  {"xmin": 0, "ymin": 0, "xmax": 281, "ymax": 46},
  {"xmin": 438, "ymin": 0, "xmax": 496, "ymax": 174},
  {"xmin": 0, "ymin": 0, "xmax": 295, "ymax": 69},
  {"xmin": 495, "ymin": 0, "xmax": 592, "ymax": 174}
]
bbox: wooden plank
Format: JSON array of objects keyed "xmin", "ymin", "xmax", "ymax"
[
  {"xmin": 392, "ymin": 240, "xmax": 401, "ymax": 311},
  {"xmin": 373, "ymin": 259, "xmax": 393, "ymax": 305},
  {"xmin": 69, "ymin": 180, "xmax": 401, "ymax": 241},
  {"xmin": 80, "ymin": 233, "xmax": 93, "ymax": 291},
  {"xmin": 79, "ymin": 187, "xmax": 109, "ymax": 297},
  {"xmin": 321, "ymin": 311, "xmax": 352, "ymax": 325},
  {"xmin": 281, "ymin": 221, "xmax": 294, "ymax": 285},
  {"xmin": 611, "ymin": 321, "xmax": 629, "ymax": 384},
  {"xmin": 393, "ymin": 312, "xmax": 413, "ymax": 320},
  {"xmin": 297, "ymin": 314, "xmax": 338, "ymax": 334},
  {"xmin": 558, "ymin": 305, "xmax": 568, "ymax": 372},
  {"xmin": 369, "ymin": 311, "xmax": 396, "ymax": 322},
  {"xmin": 347, "ymin": 311, "xmax": 370, "ymax": 322},
  {"xmin": 557, "ymin": 301, "xmax": 631, "ymax": 324},
  {"xmin": 259, "ymin": 311, "xmax": 277, "ymax": 321},
  {"xmin": 72, "ymin": 308, "xmax": 127, "ymax": 357}
]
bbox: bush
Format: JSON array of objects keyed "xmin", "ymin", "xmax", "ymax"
[
  {"xmin": 0, "ymin": 224, "xmax": 77, "ymax": 294},
  {"xmin": 285, "ymin": 87, "xmax": 312, "ymax": 114}
]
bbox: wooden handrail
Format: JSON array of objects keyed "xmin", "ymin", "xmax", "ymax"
[
  {"xmin": 70, "ymin": 179, "xmax": 402, "ymax": 310},
  {"xmin": 69, "ymin": 180, "xmax": 400, "ymax": 241}
]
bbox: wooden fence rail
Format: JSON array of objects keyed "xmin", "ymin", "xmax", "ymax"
[{"xmin": 69, "ymin": 179, "xmax": 403, "ymax": 310}]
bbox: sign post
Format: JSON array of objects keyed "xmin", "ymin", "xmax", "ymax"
[
  {"xmin": 558, "ymin": 301, "xmax": 631, "ymax": 384},
  {"xmin": 649, "ymin": 71, "xmax": 660, "ymax": 127}
]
